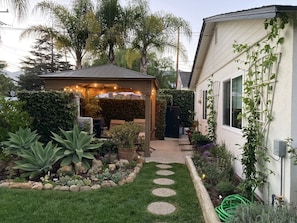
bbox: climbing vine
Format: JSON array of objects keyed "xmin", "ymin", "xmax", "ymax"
[
  {"xmin": 233, "ymin": 14, "xmax": 289, "ymax": 197},
  {"xmin": 207, "ymin": 76, "xmax": 217, "ymax": 142}
]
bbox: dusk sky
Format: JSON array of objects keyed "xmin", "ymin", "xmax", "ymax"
[{"xmin": 1, "ymin": 0, "xmax": 297, "ymax": 72}]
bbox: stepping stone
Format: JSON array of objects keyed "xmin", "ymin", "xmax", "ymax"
[
  {"xmin": 156, "ymin": 164, "xmax": 172, "ymax": 169},
  {"xmin": 147, "ymin": 201, "xmax": 176, "ymax": 215},
  {"xmin": 152, "ymin": 188, "xmax": 176, "ymax": 197},
  {"xmin": 156, "ymin": 170, "xmax": 175, "ymax": 176},
  {"xmin": 153, "ymin": 178, "xmax": 175, "ymax": 186}
]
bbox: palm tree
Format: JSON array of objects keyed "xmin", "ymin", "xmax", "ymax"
[
  {"xmin": 2, "ymin": 0, "xmax": 28, "ymax": 20},
  {"xmin": 33, "ymin": 0, "xmax": 97, "ymax": 69},
  {"xmin": 127, "ymin": 0, "xmax": 192, "ymax": 74},
  {"xmin": 89, "ymin": 0, "xmax": 126, "ymax": 64}
]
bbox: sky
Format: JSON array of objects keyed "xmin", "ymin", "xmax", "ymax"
[{"xmin": 1, "ymin": 0, "xmax": 297, "ymax": 73}]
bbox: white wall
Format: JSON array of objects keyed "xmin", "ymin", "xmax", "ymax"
[{"xmin": 194, "ymin": 17, "xmax": 297, "ymax": 204}]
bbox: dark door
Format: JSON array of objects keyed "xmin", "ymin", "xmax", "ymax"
[{"xmin": 165, "ymin": 106, "xmax": 180, "ymax": 138}]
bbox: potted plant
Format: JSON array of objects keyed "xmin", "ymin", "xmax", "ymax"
[{"xmin": 109, "ymin": 121, "xmax": 141, "ymax": 161}]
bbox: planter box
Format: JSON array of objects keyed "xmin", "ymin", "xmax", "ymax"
[{"xmin": 185, "ymin": 156, "xmax": 220, "ymax": 223}]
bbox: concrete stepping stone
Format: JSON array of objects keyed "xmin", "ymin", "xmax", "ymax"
[
  {"xmin": 153, "ymin": 178, "xmax": 175, "ymax": 186},
  {"xmin": 156, "ymin": 164, "xmax": 173, "ymax": 169},
  {"xmin": 156, "ymin": 170, "xmax": 175, "ymax": 176},
  {"xmin": 152, "ymin": 188, "xmax": 176, "ymax": 197},
  {"xmin": 147, "ymin": 201, "xmax": 176, "ymax": 215}
]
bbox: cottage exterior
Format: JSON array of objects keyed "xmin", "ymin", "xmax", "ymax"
[{"xmin": 190, "ymin": 5, "xmax": 297, "ymax": 204}]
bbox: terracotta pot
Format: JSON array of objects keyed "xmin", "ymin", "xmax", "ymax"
[{"xmin": 118, "ymin": 148, "xmax": 136, "ymax": 161}]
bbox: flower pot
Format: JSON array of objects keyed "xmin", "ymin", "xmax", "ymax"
[{"xmin": 118, "ymin": 148, "xmax": 136, "ymax": 161}]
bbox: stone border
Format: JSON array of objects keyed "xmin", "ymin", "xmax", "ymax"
[{"xmin": 185, "ymin": 156, "xmax": 220, "ymax": 223}]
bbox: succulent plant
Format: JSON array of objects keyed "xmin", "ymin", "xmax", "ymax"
[
  {"xmin": 13, "ymin": 141, "xmax": 62, "ymax": 180},
  {"xmin": 51, "ymin": 125, "xmax": 103, "ymax": 169}
]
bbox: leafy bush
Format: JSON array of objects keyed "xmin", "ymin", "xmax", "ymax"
[
  {"xmin": 51, "ymin": 125, "xmax": 102, "ymax": 169},
  {"xmin": 18, "ymin": 91, "xmax": 77, "ymax": 142},
  {"xmin": 191, "ymin": 131, "xmax": 212, "ymax": 146},
  {"xmin": 13, "ymin": 141, "xmax": 62, "ymax": 180},
  {"xmin": 229, "ymin": 203, "xmax": 297, "ymax": 223},
  {"xmin": 0, "ymin": 97, "xmax": 31, "ymax": 142},
  {"xmin": 215, "ymin": 181, "xmax": 236, "ymax": 196},
  {"xmin": 2, "ymin": 127, "xmax": 40, "ymax": 155}
]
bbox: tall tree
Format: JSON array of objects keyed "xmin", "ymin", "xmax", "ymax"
[
  {"xmin": 127, "ymin": 0, "xmax": 192, "ymax": 74},
  {"xmin": 34, "ymin": 0, "xmax": 96, "ymax": 69},
  {"xmin": 2, "ymin": 0, "xmax": 28, "ymax": 20},
  {"xmin": 0, "ymin": 61, "xmax": 15, "ymax": 96},
  {"xmin": 93, "ymin": 0, "xmax": 125, "ymax": 64},
  {"xmin": 19, "ymin": 36, "xmax": 72, "ymax": 91}
]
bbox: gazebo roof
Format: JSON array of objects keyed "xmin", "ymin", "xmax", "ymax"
[{"xmin": 39, "ymin": 64, "xmax": 156, "ymax": 80}]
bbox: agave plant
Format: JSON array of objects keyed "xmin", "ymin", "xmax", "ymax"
[
  {"xmin": 13, "ymin": 141, "xmax": 62, "ymax": 180},
  {"xmin": 51, "ymin": 125, "xmax": 102, "ymax": 169},
  {"xmin": 2, "ymin": 127, "xmax": 40, "ymax": 156}
]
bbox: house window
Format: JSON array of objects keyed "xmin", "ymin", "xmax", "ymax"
[
  {"xmin": 202, "ymin": 90, "xmax": 207, "ymax": 119},
  {"xmin": 223, "ymin": 75, "xmax": 242, "ymax": 129}
]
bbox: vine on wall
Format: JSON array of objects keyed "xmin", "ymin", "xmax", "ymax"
[
  {"xmin": 233, "ymin": 14, "xmax": 289, "ymax": 197},
  {"xmin": 207, "ymin": 76, "xmax": 217, "ymax": 142}
]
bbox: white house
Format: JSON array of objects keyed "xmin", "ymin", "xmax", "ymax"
[
  {"xmin": 176, "ymin": 70, "xmax": 191, "ymax": 90},
  {"xmin": 189, "ymin": 5, "xmax": 297, "ymax": 205}
]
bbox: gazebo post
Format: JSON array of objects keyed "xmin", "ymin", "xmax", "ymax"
[{"xmin": 144, "ymin": 94, "xmax": 151, "ymax": 157}]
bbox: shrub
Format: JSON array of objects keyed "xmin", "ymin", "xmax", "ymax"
[
  {"xmin": 229, "ymin": 203, "xmax": 297, "ymax": 223},
  {"xmin": 0, "ymin": 97, "xmax": 31, "ymax": 142}
]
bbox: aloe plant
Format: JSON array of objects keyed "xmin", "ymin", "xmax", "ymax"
[
  {"xmin": 2, "ymin": 127, "xmax": 40, "ymax": 156},
  {"xmin": 13, "ymin": 141, "xmax": 62, "ymax": 179},
  {"xmin": 51, "ymin": 125, "xmax": 102, "ymax": 169}
]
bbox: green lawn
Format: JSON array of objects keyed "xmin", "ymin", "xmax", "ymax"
[{"xmin": 0, "ymin": 162, "xmax": 204, "ymax": 223}]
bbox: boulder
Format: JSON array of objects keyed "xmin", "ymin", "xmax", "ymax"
[
  {"xmin": 9, "ymin": 182, "xmax": 32, "ymax": 189},
  {"xmin": 70, "ymin": 185, "xmax": 80, "ymax": 192},
  {"xmin": 57, "ymin": 165, "xmax": 73, "ymax": 175},
  {"xmin": 43, "ymin": 183, "xmax": 54, "ymax": 190},
  {"xmin": 32, "ymin": 182, "xmax": 43, "ymax": 190}
]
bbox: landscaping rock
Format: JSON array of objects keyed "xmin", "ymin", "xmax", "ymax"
[
  {"xmin": 118, "ymin": 179, "xmax": 126, "ymax": 186},
  {"xmin": 59, "ymin": 186, "xmax": 70, "ymax": 191},
  {"xmin": 91, "ymin": 184, "xmax": 101, "ymax": 190},
  {"xmin": 75, "ymin": 162, "xmax": 87, "ymax": 174},
  {"xmin": 80, "ymin": 186, "xmax": 92, "ymax": 191},
  {"xmin": 101, "ymin": 180, "xmax": 112, "ymax": 188},
  {"xmin": 109, "ymin": 164, "xmax": 116, "ymax": 172},
  {"xmin": 126, "ymin": 176, "xmax": 134, "ymax": 183},
  {"xmin": 70, "ymin": 185, "xmax": 80, "ymax": 192},
  {"xmin": 134, "ymin": 166, "xmax": 141, "ymax": 173},
  {"xmin": 0, "ymin": 182, "xmax": 10, "ymax": 188},
  {"xmin": 57, "ymin": 165, "xmax": 73, "ymax": 175},
  {"xmin": 92, "ymin": 159, "xmax": 103, "ymax": 167},
  {"xmin": 53, "ymin": 185, "xmax": 61, "ymax": 191},
  {"xmin": 116, "ymin": 159, "xmax": 129, "ymax": 168},
  {"xmin": 43, "ymin": 183, "xmax": 54, "ymax": 190},
  {"xmin": 9, "ymin": 182, "xmax": 32, "ymax": 189},
  {"xmin": 32, "ymin": 182, "xmax": 43, "ymax": 190}
]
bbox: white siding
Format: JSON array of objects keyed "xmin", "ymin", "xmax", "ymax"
[{"xmin": 194, "ymin": 17, "xmax": 297, "ymax": 204}]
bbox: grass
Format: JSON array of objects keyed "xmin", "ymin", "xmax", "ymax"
[{"xmin": 0, "ymin": 162, "xmax": 204, "ymax": 223}]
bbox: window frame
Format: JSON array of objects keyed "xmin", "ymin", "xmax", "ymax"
[{"xmin": 222, "ymin": 75, "xmax": 242, "ymax": 129}]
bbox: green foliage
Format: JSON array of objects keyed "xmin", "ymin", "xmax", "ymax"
[
  {"xmin": 215, "ymin": 181, "xmax": 235, "ymax": 196},
  {"xmin": 193, "ymin": 143, "xmax": 234, "ymax": 189},
  {"xmin": 51, "ymin": 125, "xmax": 102, "ymax": 169},
  {"xmin": 207, "ymin": 76, "xmax": 217, "ymax": 142},
  {"xmin": 13, "ymin": 141, "xmax": 62, "ymax": 180},
  {"xmin": 97, "ymin": 98, "xmax": 145, "ymax": 126},
  {"xmin": 0, "ymin": 97, "xmax": 31, "ymax": 142},
  {"xmin": 96, "ymin": 139, "xmax": 118, "ymax": 156},
  {"xmin": 2, "ymin": 127, "xmax": 40, "ymax": 155},
  {"xmin": 158, "ymin": 89, "xmax": 194, "ymax": 127},
  {"xmin": 0, "ymin": 72, "xmax": 16, "ymax": 96},
  {"xmin": 229, "ymin": 203, "xmax": 297, "ymax": 223},
  {"xmin": 109, "ymin": 121, "xmax": 140, "ymax": 148},
  {"xmin": 17, "ymin": 91, "xmax": 77, "ymax": 142},
  {"xmin": 233, "ymin": 14, "xmax": 288, "ymax": 197},
  {"xmin": 157, "ymin": 94, "xmax": 173, "ymax": 106},
  {"xmin": 155, "ymin": 98, "xmax": 167, "ymax": 139},
  {"xmin": 191, "ymin": 131, "xmax": 212, "ymax": 145}
]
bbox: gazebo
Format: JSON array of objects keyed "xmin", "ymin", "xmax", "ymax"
[{"xmin": 39, "ymin": 64, "xmax": 158, "ymax": 157}]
